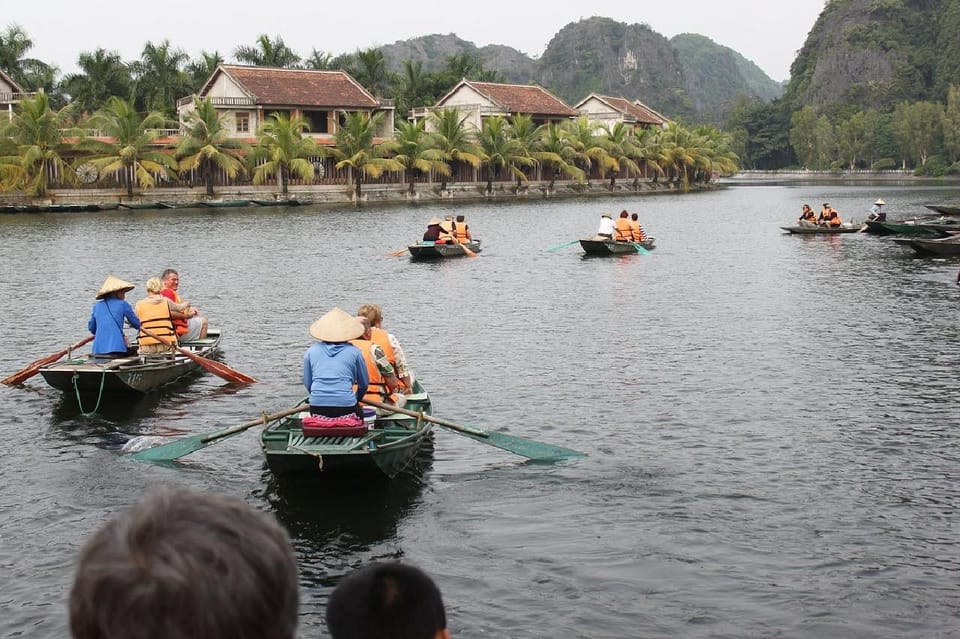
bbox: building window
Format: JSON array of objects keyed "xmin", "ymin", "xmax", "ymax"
[{"xmin": 236, "ymin": 112, "xmax": 250, "ymax": 133}]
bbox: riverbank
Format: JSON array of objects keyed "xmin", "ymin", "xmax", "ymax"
[{"xmin": 0, "ymin": 178, "xmax": 713, "ymax": 212}]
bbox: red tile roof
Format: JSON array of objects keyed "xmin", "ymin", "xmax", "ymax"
[
  {"xmin": 204, "ymin": 65, "xmax": 380, "ymax": 109},
  {"xmin": 588, "ymin": 95, "xmax": 666, "ymax": 126},
  {"xmin": 456, "ymin": 80, "xmax": 578, "ymax": 117}
]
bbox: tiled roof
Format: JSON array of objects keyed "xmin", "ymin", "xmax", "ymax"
[
  {"xmin": 462, "ymin": 81, "xmax": 579, "ymax": 117},
  {"xmin": 590, "ymin": 95, "xmax": 666, "ymax": 126},
  {"xmin": 206, "ymin": 65, "xmax": 381, "ymax": 109}
]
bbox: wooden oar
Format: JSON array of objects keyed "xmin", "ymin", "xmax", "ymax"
[
  {"xmin": 632, "ymin": 242, "xmax": 651, "ymax": 255},
  {"xmin": 130, "ymin": 404, "xmax": 308, "ymax": 461},
  {"xmin": 139, "ymin": 327, "xmax": 257, "ymax": 384},
  {"xmin": 389, "ymin": 247, "xmax": 409, "ymax": 257},
  {"xmin": 361, "ymin": 398, "xmax": 585, "ymax": 461},
  {"xmin": 460, "ymin": 242, "xmax": 478, "ymax": 257},
  {"xmin": 2, "ymin": 335, "xmax": 94, "ymax": 385},
  {"xmin": 544, "ymin": 239, "xmax": 580, "ymax": 252}
]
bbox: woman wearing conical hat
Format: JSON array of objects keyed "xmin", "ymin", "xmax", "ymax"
[
  {"xmin": 303, "ymin": 307, "xmax": 370, "ymax": 418},
  {"xmin": 88, "ymin": 275, "xmax": 142, "ymax": 358}
]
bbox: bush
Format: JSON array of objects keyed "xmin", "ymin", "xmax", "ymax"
[{"xmin": 871, "ymin": 158, "xmax": 898, "ymax": 170}]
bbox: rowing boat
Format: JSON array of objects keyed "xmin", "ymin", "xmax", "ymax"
[
  {"xmin": 579, "ymin": 237, "xmax": 656, "ymax": 255},
  {"xmin": 891, "ymin": 235, "xmax": 960, "ymax": 256},
  {"xmin": 259, "ymin": 381, "xmax": 433, "ymax": 479},
  {"xmin": 780, "ymin": 224, "xmax": 862, "ymax": 234},
  {"xmin": 408, "ymin": 240, "xmax": 481, "ymax": 260},
  {"xmin": 39, "ymin": 329, "xmax": 222, "ymax": 395}
]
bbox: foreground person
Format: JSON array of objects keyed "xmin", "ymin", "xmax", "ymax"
[
  {"xmin": 160, "ymin": 268, "xmax": 208, "ymax": 341},
  {"xmin": 69, "ymin": 487, "xmax": 299, "ymax": 639},
  {"xmin": 326, "ymin": 562, "xmax": 450, "ymax": 639},
  {"xmin": 304, "ymin": 307, "xmax": 368, "ymax": 419},
  {"xmin": 351, "ymin": 316, "xmax": 405, "ymax": 413},
  {"xmin": 357, "ymin": 303, "xmax": 415, "ymax": 392},
  {"xmin": 88, "ymin": 276, "xmax": 141, "ymax": 358},
  {"xmin": 135, "ymin": 277, "xmax": 191, "ymax": 354}
]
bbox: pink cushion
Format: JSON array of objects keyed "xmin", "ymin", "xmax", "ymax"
[{"xmin": 301, "ymin": 414, "xmax": 367, "ymax": 438}]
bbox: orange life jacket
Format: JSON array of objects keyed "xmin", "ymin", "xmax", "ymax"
[
  {"xmin": 454, "ymin": 221, "xmax": 470, "ymax": 243},
  {"xmin": 162, "ymin": 288, "xmax": 189, "ymax": 335},
  {"xmin": 614, "ymin": 217, "xmax": 632, "ymax": 241},
  {"xmin": 349, "ymin": 338, "xmax": 396, "ymax": 404},
  {"xmin": 135, "ymin": 298, "xmax": 177, "ymax": 346},
  {"xmin": 369, "ymin": 327, "xmax": 396, "ymax": 367},
  {"xmin": 629, "ymin": 220, "xmax": 647, "ymax": 242}
]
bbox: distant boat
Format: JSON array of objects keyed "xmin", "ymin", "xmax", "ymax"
[
  {"xmin": 924, "ymin": 204, "xmax": 960, "ymax": 216},
  {"xmin": 199, "ymin": 199, "xmax": 252, "ymax": 208},
  {"xmin": 780, "ymin": 224, "xmax": 862, "ymax": 234},
  {"xmin": 892, "ymin": 235, "xmax": 960, "ymax": 256},
  {"xmin": 579, "ymin": 237, "xmax": 656, "ymax": 255},
  {"xmin": 408, "ymin": 239, "xmax": 482, "ymax": 260}
]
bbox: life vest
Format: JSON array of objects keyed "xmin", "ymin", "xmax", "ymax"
[
  {"xmin": 135, "ymin": 298, "xmax": 177, "ymax": 346},
  {"xmin": 161, "ymin": 288, "xmax": 189, "ymax": 335},
  {"xmin": 349, "ymin": 338, "xmax": 397, "ymax": 404},
  {"xmin": 827, "ymin": 212, "xmax": 843, "ymax": 227},
  {"xmin": 369, "ymin": 327, "xmax": 396, "ymax": 367},
  {"xmin": 629, "ymin": 220, "xmax": 646, "ymax": 242},
  {"xmin": 614, "ymin": 217, "xmax": 632, "ymax": 241},
  {"xmin": 454, "ymin": 221, "xmax": 470, "ymax": 243}
]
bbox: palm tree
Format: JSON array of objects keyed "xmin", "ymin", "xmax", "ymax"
[
  {"xmin": 81, "ymin": 96, "xmax": 177, "ymax": 198},
  {"xmin": 0, "ymin": 23, "xmax": 54, "ymax": 92},
  {"xmin": 61, "ymin": 49, "xmax": 132, "ymax": 114},
  {"xmin": 383, "ymin": 120, "xmax": 449, "ymax": 194},
  {"xmin": 507, "ymin": 114, "xmax": 568, "ymax": 188},
  {"xmin": 186, "ymin": 51, "xmax": 224, "ymax": 92},
  {"xmin": 428, "ymin": 108, "xmax": 482, "ymax": 191},
  {"xmin": 475, "ymin": 116, "xmax": 534, "ymax": 194},
  {"xmin": 539, "ymin": 123, "xmax": 585, "ymax": 189},
  {"xmin": 562, "ymin": 116, "xmax": 608, "ymax": 182},
  {"xmin": 132, "ymin": 40, "xmax": 190, "ymax": 114},
  {"xmin": 176, "ymin": 98, "xmax": 248, "ymax": 197},
  {"xmin": 351, "ymin": 48, "xmax": 391, "ymax": 97},
  {"xmin": 233, "ymin": 35, "xmax": 301, "ymax": 68},
  {"xmin": 598, "ymin": 122, "xmax": 641, "ymax": 189},
  {"xmin": 631, "ymin": 126, "xmax": 666, "ymax": 185},
  {"xmin": 0, "ymin": 92, "xmax": 76, "ymax": 196},
  {"xmin": 304, "ymin": 49, "xmax": 335, "ymax": 70},
  {"xmin": 249, "ymin": 112, "xmax": 318, "ymax": 196},
  {"xmin": 328, "ymin": 111, "xmax": 403, "ymax": 200}
]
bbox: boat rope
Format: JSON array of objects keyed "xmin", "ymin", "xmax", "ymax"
[{"xmin": 72, "ymin": 369, "xmax": 108, "ymax": 417}]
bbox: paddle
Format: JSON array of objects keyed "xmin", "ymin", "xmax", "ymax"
[
  {"xmin": 130, "ymin": 404, "xmax": 309, "ymax": 461},
  {"xmin": 460, "ymin": 242, "xmax": 478, "ymax": 258},
  {"xmin": 544, "ymin": 239, "xmax": 580, "ymax": 252},
  {"xmin": 632, "ymin": 243, "xmax": 651, "ymax": 255},
  {"xmin": 2, "ymin": 335, "xmax": 94, "ymax": 385},
  {"xmin": 361, "ymin": 398, "xmax": 585, "ymax": 461},
  {"xmin": 389, "ymin": 248, "xmax": 409, "ymax": 257},
  {"xmin": 139, "ymin": 327, "xmax": 257, "ymax": 384}
]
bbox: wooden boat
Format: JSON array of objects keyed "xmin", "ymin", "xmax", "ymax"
[
  {"xmin": 892, "ymin": 235, "xmax": 960, "ymax": 256},
  {"xmin": 118, "ymin": 202, "xmax": 165, "ymax": 210},
  {"xmin": 251, "ymin": 198, "xmax": 304, "ymax": 206},
  {"xmin": 876, "ymin": 221, "xmax": 946, "ymax": 237},
  {"xmin": 408, "ymin": 239, "xmax": 482, "ymax": 260},
  {"xmin": 259, "ymin": 381, "xmax": 433, "ymax": 479},
  {"xmin": 579, "ymin": 237, "xmax": 656, "ymax": 254},
  {"xmin": 924, "ymin": 204, "xmax": 960, "ymax": 216},
  {"xmin": 199, "ymin": 199, "xmax": 252, "ymax": 208},
  {"xmin": 780, "ymin": 224, "xmax": 862, "ymax": 234},
  {"xmin": 39, "ymin": 329, "xmax": 222, "ymax": 395}
]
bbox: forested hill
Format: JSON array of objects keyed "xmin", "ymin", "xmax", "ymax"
[
  {"xmin": 377, "ymin": 17, "xmax": 783, "ymax": 125},
  {"xmin": 785, "ymin": 0, "xmax": 960, "ymax": 114}
]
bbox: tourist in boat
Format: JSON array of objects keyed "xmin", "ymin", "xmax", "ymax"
[
  {"xmin": 135, "ymin": 277, "xmax": 191, "ymax": 354},
  {"xmin": 868, "ymin": 198, "xmax": 887, "ymax": 221},
  {"xmin": 326, "ymin": 562, "xmax": 449, "ymax": 639},
  {"xmin": 160, "ymin": 268, "xmax": 208, "ymax": 341},
  {"xmin": 356, "ymin": 303, "xmax": 414, "ymax": 392},
  {"xmin": 630, "ymin": 212, "xmax": 647, "ymax": 242},
  {"xmin": 595, "ymin": 214, "xmax": 615, "ymax": 239},
  {"xmin": 69, "ymin": 487, "xmax": 299, "ymax": 639},
  {"xmin": 798, "ymin": 204, "xmax": 817, "ymax": 225},
  {"xmin": 437, "ymin": 218, "xmax": 457, "ymax": 244},
  {"xmin": 819, "ymin": 203, "xmax": 843, "ymax": 227},
  {"xmin": 453, "ymin": 214, "xmax": 472, "ymax": 242},
  {"xmin": 422, "ymin": 217, "xmax": 443, "ymax": 241},
  {"xmin": 88, "ymin": 276, "xmax": 141, "ymax": 358},
  {"xmin": 304, "ymin": 308, "xmax": 369, "ymax": 419},
  {"xmin": 613, "ymin": 210, "xmax": 633, "ymax": 241},
  {"xmin": 351, "ymin": 316, "xmax": 405, "ymax": 412}
]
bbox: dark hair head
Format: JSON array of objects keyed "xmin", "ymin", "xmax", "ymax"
[
  {"xmin": 326, "ymin": 562, "xmax": 446, "ymax": 639},
  {"xmin": 619, "ymin": 210, "xmax": 628, "ymax": 218},
  {"xmin": 631, "ymin": 213, "xmax": 638, "ymax": 220},
  {"xmin": 455, "ymin": 215, "xmax": 465, "ymax": 222},
  {"xmin": 69, "ymin": 487, "xmax": 299, "ymax": 639}
]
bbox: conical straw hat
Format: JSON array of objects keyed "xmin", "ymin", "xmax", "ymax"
[
  {"xmin": 309, "ymin": 307, "xmax": 364, "ymax": 342},
  {"xmin": 95, "ymin": 275, "xmax": 135, "ymax": 299},
  {"xmin": 874, "ymin": 198, "xmax": 886, "ymax": 205}
]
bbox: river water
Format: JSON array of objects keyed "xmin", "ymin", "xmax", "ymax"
[{"xmin": 0, "ymin": 181, "xmax": 958, "ymax": 639}]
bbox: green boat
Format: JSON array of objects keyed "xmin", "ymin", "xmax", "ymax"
[
  {"xmin": 199, "ymin": 199, "xmax": 252, "ymax": 208},
  {"xmin": 876, "ymin": 221, "xmax": 944, "ymax": 237},
  {"xmin": 408, "ymin": 240, "xmax": 482, "ymax": 260},
  {"xmin": 579, "ymin": 237, "xmax": 656, "ymax": 254},
  {"xmin": 259, "ymin": 381, "xmax": 433, "ymax": 479}
]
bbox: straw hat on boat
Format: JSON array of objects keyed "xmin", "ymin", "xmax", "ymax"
[
  {"xmin": 95, "ymin": 275, "xmax": 135, "ymax": 299},
  {"xmin": 309, "ymin": 307, "xmax": 364, "ymax": 342},
  {"xmin": 439, "ymin": 219, "xmax": 454, "ymax": 232},
  {"xmin": 427, "ymin": 217, "xmax": 442, "ymax": 226},
  {"xmin": 874, "ymin": 198, "xmax": 886, "ymax": 205}
]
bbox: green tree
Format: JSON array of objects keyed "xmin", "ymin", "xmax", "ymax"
[
  {"xmin": 0, "ymin": 23, "xmax": 56, "ymax": 93},
  {"xmin": 186, "ymin": 51, "xmax": 224, "ymax": 92},
  {"xmin": 942, "ymin": 85, "xmax": 960, "ymax": 164},
  {"xmin": 561, "ymin": 116, "xmax": 609, "ymax": 181},
  {"xmin": 539, "ymin": 122, "xmax": 585, "ymax": 189},
  {"xmin": 836, "ymin": 111, "xmax": 871, "ymax": 170},
  {"xmin": 812, "ymin": 115, "xmax": 835, "ymax": 170},
  {"xmin": 176, "ymin": 98, "xmax": 248, "ymax": 197},
  {"xmin": 428, "ymin": 108, "xmax": 482, "ymax": 191},
  {"xmin": 250, "ymin": 112, "xmax": 318, "ymax": 196},
  {"xmin": 304, "ymin": 49, "xmax": 335, "ymax": 70},
  {"xmin": 475, "ymin": 115, "xmax": 534, "ymax": 194},
  {"xmin": 598, "ymin": 121, "xmax": 641, "ymax": 188},
  {"xmin": 132, "ymin": 40, "xmax": 190, "ymax": 114},
  {"xmin": 328, "ymin": 111, "xmax": 402, "ymax": 199},
  {"xmin": 383, "ymin": 119, "xmax": 449, "ymax": 194},
  {"xmin": 82, "ymin": 96, "xmax": 177, "ymax": 198},
  {"xmin": 789, "ymin": 106, "xmax": 819, "ymax": 169},
  {"xmin": 351, "ymin": 48, "xmax": 391, "ymax": 97},
  {"xmin": 61, "ymin": 49, "xmax": 132, "ymax": 114},
  {"xmin": 0, "ymin": 92, "xmax": 76, "ymax": 196},
  {"xmin": 234, "ymin": 34, "xmax": 301, "ymax": 68},
  {"xmin": 892, "ymin": 100, "xmax": 944, "ymax": 168}
]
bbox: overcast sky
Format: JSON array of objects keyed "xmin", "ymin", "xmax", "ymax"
[{"xmin": 13, "ymin": 0, "xmax": 827, "ymax": 82}]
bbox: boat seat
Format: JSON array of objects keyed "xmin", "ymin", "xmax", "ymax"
[{"xmin": 287, "ymin": 432, "xmax": 376, "ymax": 452}]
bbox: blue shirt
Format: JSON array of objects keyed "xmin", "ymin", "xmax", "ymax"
[
  {"xmin": 303, "ymin": 341, "xmax": 369, "ymax": 407},
  {"xmin": 88, "ymin": 298, "xmax": 141, "ymax": 355}
]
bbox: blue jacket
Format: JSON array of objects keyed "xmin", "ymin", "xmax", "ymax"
[
  {"xmin": 88, "ymin": 298, "xmax": 141, "ymax": 355},
  {"xmin": 303, "ymin": 341, "xmax": 369, "ymax": 407}
]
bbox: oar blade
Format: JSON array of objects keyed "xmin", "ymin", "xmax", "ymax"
[
  {"xmin": 633, "ymin": 243, "xmax": 651, "ymax": 255},
  {"xmin": 196, "ymin": 356, "xmax": 257, "ymax": 384},
  {"xmin": 544, "ymin": 239, "xmax": 579, "ymax": 252},
  {"xmin": 129, "ymin": 433, "xmax": 211, "ymax": 461},
  {"xmin": 431, "ymin": 422, "xmax": 585, "ymax": 461}
]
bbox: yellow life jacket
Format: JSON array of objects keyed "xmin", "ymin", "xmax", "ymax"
[
  {"xmin": 135, "ymin": 298, "xmax": 177, "ymax": 346},
  {"xmin": 614, "ymin": 217, "xmax": 632, "ymax": 241},
  {"xmin": 454, "ymin": 220, "xmax": 470, "ymax": 243},
  {"xmin": 349, "ymin": 338, "xmax": 396, "ymax": 404}
]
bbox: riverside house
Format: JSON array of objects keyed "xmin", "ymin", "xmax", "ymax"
[
  {"xmin": 1, "ymin": 70, "xmax": 34, "ymax": 120},
  {"xmin": 574, "ymin": 94, "xmax": 668, "ymax": 131}
]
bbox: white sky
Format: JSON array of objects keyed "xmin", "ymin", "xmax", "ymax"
[{"xmin": 13, "ymin": 0, "xmax": 827, "ymax": 82}]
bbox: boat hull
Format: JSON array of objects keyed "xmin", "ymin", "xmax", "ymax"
[
  {"xmin": 780, "ymin": 225, "xmax": 862, "ymax": 234},
  {"xmin": 892, "ymin": 236, "xmax": 960, "ymax": 256},
  {"xmin": 579, "ymin": 238, "xmax": 656, "ymax": 254},
  {"xmin": 408, "ymin": 240, "xmax": 481, "ymax": 260},
  {"xmin": 39, "ymin": 330, "xmax": 222, "ymax": 394},
  {"xmin": 260, "ymin": 383, "xmax": 433, "ymax": 479}
]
